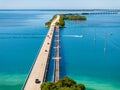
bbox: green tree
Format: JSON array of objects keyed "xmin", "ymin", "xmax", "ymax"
[
  {"xmin": 41, "ymin": 76, "xmax": 85, "ymax": 90},
  {"xmin": 41, "ymin": 82, "xmax": 57, "ymax": 90},
  {"xmin": 76, "ymin": 84, "xmax": 85, "ymax": 90},
  {"xmin": 56, "ymin": 76, "xmax": 76, "ymax": 87}
]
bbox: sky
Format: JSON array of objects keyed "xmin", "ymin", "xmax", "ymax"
[{"xmin": 0, "ymin": 0, "xmax": 120, "ymax": 9}]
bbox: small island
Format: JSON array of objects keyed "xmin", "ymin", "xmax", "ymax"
[
  {"xmin": 41, "ymin": 76, "xmax": 85, "ymax": 90},
  {"xmin": 61, "ymin": 14, "xmax": 87, "ymax": 20},
  {"xmin": 45, "ymin": 14, "xmax": 86, "ymax": 27}
]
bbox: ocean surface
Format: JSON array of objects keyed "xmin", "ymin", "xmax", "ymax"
[{"xmin": 0, "ymin": 10, "xmax": 120, "ymax": 90}]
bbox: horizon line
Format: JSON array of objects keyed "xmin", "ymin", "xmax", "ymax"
[{"xmin": 0, "ymin": 8, "xmax": 120, "ymax": 11}]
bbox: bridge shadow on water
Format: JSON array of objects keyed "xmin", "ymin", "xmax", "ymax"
[
  {"xmin": 45, "ymin": 30, "xmax": 56, "ymax": 82},
  {"xmin": 59, "ymin": 28, "xmax": 66, "ymax": 78},
  {"xmin": 46, "ymin": 28, "xmax": 66, "ymax": 81}
]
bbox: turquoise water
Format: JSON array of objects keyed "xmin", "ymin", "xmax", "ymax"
[
  {"xmin": 0, "ymin": 11, "xmax": 50, "ymax": 90},
  {"xmin": 0, "ymin": 10, "xmax": 120, "ymax": 90},
  {"xmin": 60, "ymin": 15, "xmax": 120, "ymax": 90}
]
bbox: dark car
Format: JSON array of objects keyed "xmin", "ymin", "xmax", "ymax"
[
  {"xmin": 45, "ymin": 50, "xmax": 48, "ymax": 52},
  {"xmin": 35, "ymin": 79, "xmax": 41, "ymax": 84}
]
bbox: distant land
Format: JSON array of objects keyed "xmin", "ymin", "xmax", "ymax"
[
  {"xmin": 45, "ymin": 14, "xmax": 86, "ymax": 27},
  {"xmin": 0, "ymin": 9, "xmax": 120, "ymax": 11}
]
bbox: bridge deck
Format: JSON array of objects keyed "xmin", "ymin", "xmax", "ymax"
[{"xmin": 23, "ymin": 15, "xmax": 60, "ymax": 90}]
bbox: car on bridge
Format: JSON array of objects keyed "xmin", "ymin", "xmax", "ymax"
[{"xmin": 35, "ymin": 79, "xmax": 41, "ymax": 84}]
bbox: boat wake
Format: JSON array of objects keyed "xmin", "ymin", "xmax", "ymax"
[{"xmin": 62, "ymin": 35, "xmax": 83, "ymax": 38}]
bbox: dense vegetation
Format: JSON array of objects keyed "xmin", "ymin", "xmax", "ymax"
[
  {"xmin": 45, "ymin": 15, "xmax": 57, "ymax": 27},
  {"xmin": 62, "ymin": 14, "xmax": 86, "ymax": 20},
  {"xmin": 41, "ymin": 76, "xmax": 85, "ymax": 90},
  {"xmin": 56, "ymin": 15, "xmax": 65, "ymax": 27},
  {"xmin": 45, "ymin": 14, "xmax": 86, "ymax": 27}
]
